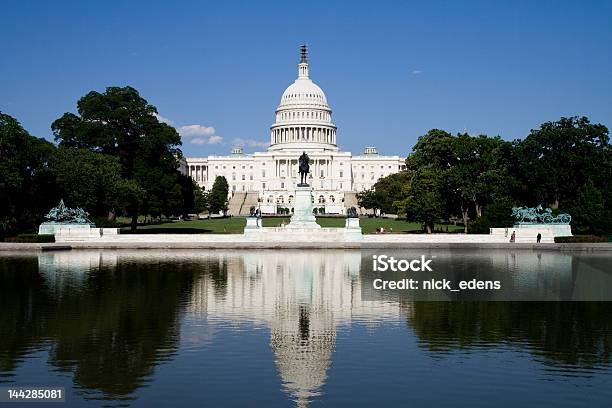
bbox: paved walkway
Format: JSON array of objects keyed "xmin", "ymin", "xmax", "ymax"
[{"xmin": 1, "ymin": 240, "xmax": 611, "ymax": 252}]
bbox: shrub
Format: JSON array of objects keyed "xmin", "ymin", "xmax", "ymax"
[
  {"xmin": 554, "ymin": 235, "xmax": 607, "ymax": 243},
  {"xmin": 4, "ymin": 234, "xmax": 55, "ymax": 243}
]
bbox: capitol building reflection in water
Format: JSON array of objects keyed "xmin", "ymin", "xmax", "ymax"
[{"xmin": 186, "ymin": 250, "xmax": 401, "ymax": 408}]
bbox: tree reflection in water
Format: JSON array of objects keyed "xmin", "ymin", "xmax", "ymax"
[
  {"xmin": 0, "ymin": 252, "xmax": 211, "ymax": 399},
  {"xmin": 405, "ymin": 301, "xmax": 612, "ymax": 367}
]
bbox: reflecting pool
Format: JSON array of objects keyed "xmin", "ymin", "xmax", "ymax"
[{"xmin": 1, "ymin": 249, "xmax": 611, "ymax": 407}]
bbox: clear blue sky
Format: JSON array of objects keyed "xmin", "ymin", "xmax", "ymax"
[{"xmin": 2, "ymin": 0, "xmax": 611, "ymax": 157}]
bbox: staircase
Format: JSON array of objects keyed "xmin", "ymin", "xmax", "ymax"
[
  {"xmin": 227, "ymin": 192, "xmax": 246, "ymax": 216},
  {"xmin": 239, "ymin": 192, "xmax": 260, "ymax": 215}
]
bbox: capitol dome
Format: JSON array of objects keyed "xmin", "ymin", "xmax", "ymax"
[
  {"xmin": 278, "ymin": 78, "xmax": 328, "ymax": 109},
  {"xmin": 269, "ymin": 45, "xmax": 338, "ymax": 152}
]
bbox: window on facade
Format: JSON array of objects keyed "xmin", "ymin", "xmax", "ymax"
[
  {"xmin": 267, "ymin": 195, "xmax": 273, "ymax": 203},
  {"xmin": 320, "ymin": 170, "xmax": 324, "ymax": 178},
  {"xmin": 339, "ymin": 183, "xmax": 343, "ymax": 189},
  {"xmin": 262, "ymin": 182, "xmax": 266, "ymax": 189},
  {"xmin": 277, "ymin": 196, "xmax": 284, "ymax": 204},
  {"xmin": 318, "ymin": 195, "xmax": 325, "ymax": 203},
  {"xmin": 232, "ymin": 173, "xmax": 236, "ymax": 181},
  {"xmin": 330, "ymin": 195, "xmax": 335, "ymax": 203},
  {"xmin": 262, "ymin": 170, "xmax": 266, "ymax": 178},
  {"xmin": 339, "ymin": 171, "xmax": 343, "ymax": 178},
  {"xmin": 241, "ymin": 174, "xmax": 245, "ymax": 180},
  {"xmin": 281, "ymin": 182, "xmax": 284, "ymax": 189},
  {"xmin": 288, "ymin": 195, "xmax": 294, "ymax": 203},
  {"xmin": 249, "ymin": 174, "xmax": 253, "ymax": 180}
]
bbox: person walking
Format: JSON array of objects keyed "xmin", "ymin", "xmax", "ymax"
[
  {"xmin": 510, "ymin": 231, "xmax": 516, "ymax": 243},
  {"xmin": 537, "ymin": 233, "xmax": 542, "ymax": 243}
]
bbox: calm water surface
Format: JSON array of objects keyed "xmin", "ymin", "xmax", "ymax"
[{"xmin": 1, "ymin": 249, "xmax": 611, "ymax": 407}]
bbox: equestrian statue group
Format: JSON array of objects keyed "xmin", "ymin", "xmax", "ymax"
[{"xmin": 511, "ymin": 205, "xmax": 571, "ymax": 225}]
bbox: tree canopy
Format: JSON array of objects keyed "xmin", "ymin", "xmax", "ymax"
[
  {"xmin": 51, "ymin": 86, "xmax": 195, "ymax": 227},
  {"xmin": 368, "ymin": 118, "xmax": 611, "ymax": 234},
  {"xmin": 0, "ymin": 112, "xmax": 57, "ymax": 237}
]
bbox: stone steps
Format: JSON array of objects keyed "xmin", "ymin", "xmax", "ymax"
[
  {"xmin": 239, "ymin": 192, "xmax": 260, "ymax": 215},
  {"xmin": 227, "ymin": 192, "xmax": 246, "ymax": 216}
]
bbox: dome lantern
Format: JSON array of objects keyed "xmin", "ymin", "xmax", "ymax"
[{"xmin": 298, "ymin": 44, "xmax": 309, "ymax": 79}]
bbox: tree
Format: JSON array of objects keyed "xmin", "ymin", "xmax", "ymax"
[
  {"xmin": 370, "ymin": 172, "xmax": 411, "ymax": 215},
  {"xmin": 193, "ymin": 186, "xmax": 209, "ymax": 215},
  {"xmin": 395, "ymin": 169, "xmax": 444, "ymax": 233},
  {"xmin": 517, "ymin": 116, "xmax": 609, "ymax": 210},
  {"xmin": 0, "ymin": 112, "xmax": 56, "ymax": 236},
  {"xmin": 516, "ymin": 116, "xmax": 610, "ymax": 233},
  {"xmin": 407, "ymin": 129, "xmax": 516, "ymax": 233},
  {"xmin": 49, "ymin": 147, "xmax": 127, "ymax": 218},
  {"xmin": 356, "ymin": 188, "xmax": 382, "ymax": 216},
  {"xmin": 51, "ymin": 86, "xmax": 184, "ymax": 229},
  {"xmin": 208, "ymin": 176, "xmax": 229, "ymax": 216}
]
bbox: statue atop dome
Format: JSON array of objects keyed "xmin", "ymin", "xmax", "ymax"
[
  {"xmin": 298, "ymin": 151, "xmax": 310, "ymax": 186},
  {"xmin": 300, "ymin": 44, "xmax": 308, "ymax": 63}
]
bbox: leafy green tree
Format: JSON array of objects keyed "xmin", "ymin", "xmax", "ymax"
[
  {"xmin": 370, "ymin": 172, "xmax": 411, "ymax": 215},
  {"xmin": 517, "ymin": 116, "xmax": 609, "ymax": 209},
  {"xmin": 395, "ymin": 169, "xmax": 444, "ymax": 233},
  {"xmin": 356, "ymin": 188, "xmax": 383, "ymax": 216},
  {"xmin": 193, "ymin": 186, "xmax": 209, "ymax": 215},
  {"xmin": 517, "ymin": 116, "xmax": 610, "ymax": 233},
  {"xmin": 567, "ymin": 181, "xmax": 606, "ymax": 235},
  {"xmin": 446, "ymin": 134, "xmax": 516, "ymax": 232},
  {"xmin": 407, "ymin": 129, "xmax": 516, "ymax": 232},
  {"xmin": 51, "ymin": 86, "xmax": 185, "ymax": 229},
  {"xmin": 49, "ymin": 147, "xmax": 127, "ymax": 218},
  {"xmin": 0, "ymin": 112, "xmax": 56, "ymax": 236},
  {"xmin": 208, "ymin": 176, "xmax": 229, "ymax": 216}
]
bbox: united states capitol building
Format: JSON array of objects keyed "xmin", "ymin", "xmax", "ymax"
[{"xmin": 184, "ymin": 46, "xmax": 405, "ymax": 215}]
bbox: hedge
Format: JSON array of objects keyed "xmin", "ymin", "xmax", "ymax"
[{"xmin": 554, "ymin": 235, "xmax": 608, "ymax": 243}]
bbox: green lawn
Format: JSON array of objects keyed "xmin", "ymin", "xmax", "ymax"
[
  {"xmin": 122, "ymin": 217, "xmax": 247, "ymax": 234},
  {"xmin": 122, "ymin": 216, "xmax": 463, "ymax": 235}
]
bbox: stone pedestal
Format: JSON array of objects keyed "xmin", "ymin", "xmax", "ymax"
[
  {"xmin": 490, "ymin": 224, "xmax": 572, "ymax": 243},
  {"xmin": 345, "ymin": 217, "xmax": 361, "ymax": 230},
  {"xmin": 245, "ymin": 216, "xmax": 262, "ymax": 229},
  {"xmin": 286, "ymin": 185, "xmax": 320, "ymax": 229},
  {"xmin": 344, "ymin": 217, "xmax": 363, "ymax": 241},
  {"xmin": 38, "ymin": 222, "xmax": 95, "ymax": 236}
]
